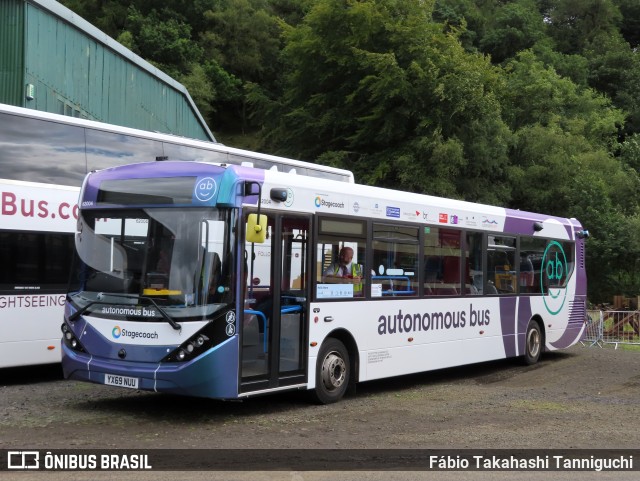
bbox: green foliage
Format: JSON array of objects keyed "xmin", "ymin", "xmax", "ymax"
[
  {"xmin": 266, "ymin": 0, "xmax": 511, "ymax": 205},
  {"xmin": 480, "ymin": 0, "xmax": 546, "ymax": 63}
]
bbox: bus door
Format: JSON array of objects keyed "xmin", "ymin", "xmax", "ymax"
[{"xmin": 241, "ymin": 213, "xmax": 310, "ymax": 393}]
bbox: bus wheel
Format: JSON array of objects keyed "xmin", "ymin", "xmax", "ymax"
[
  {"xmin": 312, "ymin": 338, "xmax": 350, "ymax": 404},
  {"xmin": 524, "ymin": 320, "xmax": 542, "ymax": 365}
]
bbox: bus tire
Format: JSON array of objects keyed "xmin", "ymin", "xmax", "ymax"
[
  {"xmin": 523, "ymin": 320, "xmax": 542, "ymax": 365},
  {"xmin": 312, "ymin": 338, "xmax": 350, "ymax": 404}
]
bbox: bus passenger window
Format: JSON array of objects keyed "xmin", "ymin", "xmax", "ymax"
[
  {"xmin": 371, "ymin": 223, "xmax": 418, "ymax": 297},
  {"xmin": 423, "ymin": 227, "xmax": 461, "ymax": 296},
  {"xmin": 315, "ymin": 217, "xmax": 367, "ymax": 300},
  {"xmin": 465, "ymin": 232, "xmax": 483, "ymax": 295},
  {"xmin": 486, "ymin": 236, "xmax": 516, "ymax": 294}
]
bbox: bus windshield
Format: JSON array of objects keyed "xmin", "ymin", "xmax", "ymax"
[{"xmin": 68, "ymin": 207, "xmax": 236, "ymax": 321}]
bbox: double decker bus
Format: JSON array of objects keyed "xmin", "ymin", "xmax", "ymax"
[
  {"xmin": 61, "ymin": 160, "xmax": 588, "ymax": 403},
  {"xmin": 0, "ymin": 103, "xmax": 352, "ymax": 368}
]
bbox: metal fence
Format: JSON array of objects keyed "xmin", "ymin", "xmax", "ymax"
[{"xmin": 584, "ymin": 310, "xmax": 640, "ymax": 348}]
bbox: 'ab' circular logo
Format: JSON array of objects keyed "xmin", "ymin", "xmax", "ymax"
[
  {"xmin": 541, "ymin": 241, "xmax": 568, "ymax": 316},
  {"xmin": 284, "ymin": 188, "xmax": 294, "ymax": 207},
  {"xmin": 112, "ymin": 326, "xmax": 122, "ymax": 339},
  {"xmin": 195, "ymin": 177, "xmax": 218, "ymax": 202}
]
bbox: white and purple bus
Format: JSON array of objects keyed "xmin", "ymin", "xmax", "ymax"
[
  {"xmin": 0, "ymin": 103, "xmax": 352, "ymax": 369},
  {"xmin": 61, "ymin": 160, "xmax": 588, "ymax": 403}
]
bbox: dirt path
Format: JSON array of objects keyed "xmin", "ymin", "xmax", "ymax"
[{"xmin": 1, "ymin": 345, "xmax": 639, "ymax": 450}]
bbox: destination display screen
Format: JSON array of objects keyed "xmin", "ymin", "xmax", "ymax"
[{"xmin": 97, "ymin": 177, "xmax": 198, "ymax": 205}]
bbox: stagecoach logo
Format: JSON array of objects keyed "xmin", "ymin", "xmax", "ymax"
[
  {"xmin": 541, "ymin": 240, "xmax": 568, "ymax": 316},
  {"xmin": 111, "ymin": 325, "xmax": 159, "ymax": 340},
  {"xmin": 314, "ymin": 195, "xmax": 345, "ymax": 210},
  {"xmin": 194, "ymin": 177, "xmax": 218, "ymax": 202}
]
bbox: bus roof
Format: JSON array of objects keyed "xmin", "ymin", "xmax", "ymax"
[
  {"xmin": 0, "ymin": 103, "xmax": 355, "ymax": 183},
  {"xmin": 80, "ymin": 160, "xmax": 582, "ymax": 240}
]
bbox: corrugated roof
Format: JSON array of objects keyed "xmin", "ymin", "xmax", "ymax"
[{"xmin": 28, "ymin": 0, "xmax": 215, "ymax": 142}]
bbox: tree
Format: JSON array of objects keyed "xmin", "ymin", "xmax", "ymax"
[
  {"xmin": 265, "ymin": 0, "xmax": 511, "ymax": 203},
  {"xmin": 583, "ymin": 33, "xmax": 640, "ymax": 136},
  {"xmin": 544, "ymin": 0, "xmax": 622, "ymax": 55},
  {"xmin": 480, "ymin": 0, "xmax": 546, "ymax": 63},
  {"xmin": 501, "ymin": 50, "xmax": 624, "ymax": 147}
]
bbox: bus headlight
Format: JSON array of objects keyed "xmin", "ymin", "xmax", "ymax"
[
  {"xmin": 161, "ymin": 310, "xmax": 230, "ymax": 362},
  {"xmin": 162, "ymin": 332, "xmax": 211, "ymax": 362},
  {"xmin": 61, "ymin": 322, "xmax": 86, "ymax": 353}
]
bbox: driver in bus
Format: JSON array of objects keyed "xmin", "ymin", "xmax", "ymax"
[{"xmin": 322, "ymin": 246, "xmax": 366, "ymax": 296}]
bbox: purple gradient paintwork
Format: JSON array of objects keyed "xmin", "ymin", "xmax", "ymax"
[
  {"xmin": 81, "ymin": 161, "xmax": 266, "ymax": 208},
  {"xmin": 504, "ymin": 208, "xmax": 574, "ymax": 238},
  {"xmin": 549, "ymin": 300, "xmax": 588, "ymax": 349},
  {"xmin": 499, "ymin": 297, "xmax": 518, "ymax": 357},
  {"xmin": 83, "ymin": 161, "xmax": 219, "ymax": 201}
]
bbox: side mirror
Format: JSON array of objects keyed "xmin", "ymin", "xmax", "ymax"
[{"xmin": 246, "ymin": 213, "xmax": 267, "ymax": 244}]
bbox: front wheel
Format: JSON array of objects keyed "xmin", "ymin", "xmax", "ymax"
[
  {"xmin": 311, "ymin": 338, "xmax": 350, "ymax": 404},
  {"xmin": 523, "ymin": 320, "xmax": 543, "ymax": 365}
]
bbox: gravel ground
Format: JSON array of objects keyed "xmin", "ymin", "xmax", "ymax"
[{"xmin": 1, "ymin": 344, "xmax": 639, "ymax": 451}]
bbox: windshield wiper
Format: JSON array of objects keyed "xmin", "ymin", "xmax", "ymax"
[
  {"xmin": 67, "ymin": 293, "xmax": 182, "ymax": 331},
  {"xmin": 67, "ymin": 294, "xmax": 101, "ymax": 322}
]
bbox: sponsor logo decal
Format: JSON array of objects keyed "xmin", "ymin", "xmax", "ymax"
[
  {"xmin": 465, "ymin": 216, "xmax": 478, "ymax": 227},
  {"xmin": 353, "ymin": 202, "xmax": 360, "ymax": 213},
  {"xmin": 386, "ymin": 206, "xmax": 400, "ymax": 218},
  {"xmin": 482, "ymin": 216, "xmax": 499, "ymax": 228},
  {"xmin": 450, "ymin": 215, "xmax": 459, "ymax": 225},
  {"xmin": 439, "ymin": 213, "xmax": 448, "ymax": 223}
]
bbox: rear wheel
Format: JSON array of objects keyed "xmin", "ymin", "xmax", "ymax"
[
  {"xmin": 312, "ymin": 338, "xmax": 350, "ymax": 404},
  {"xmin": 524, "ymin": 320, "xmax": 542, "ymax": 365}
]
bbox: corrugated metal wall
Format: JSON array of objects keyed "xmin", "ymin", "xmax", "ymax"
[
  {"xmin": 22, "ymin": 1, "xmax": 211, "ymax": 141},
  {"xmin": 0, "ymin": 0, "xmax": 25, "ymax": 106}
]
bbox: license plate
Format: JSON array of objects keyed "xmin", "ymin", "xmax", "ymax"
[{"xmin": 104, "ymin": 374, "xmax": 139, "ymax": 389}]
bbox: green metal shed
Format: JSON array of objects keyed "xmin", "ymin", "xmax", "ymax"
[{"xmin": 0, "ymin": 0, "xmax": 215, "ymax": 141}]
